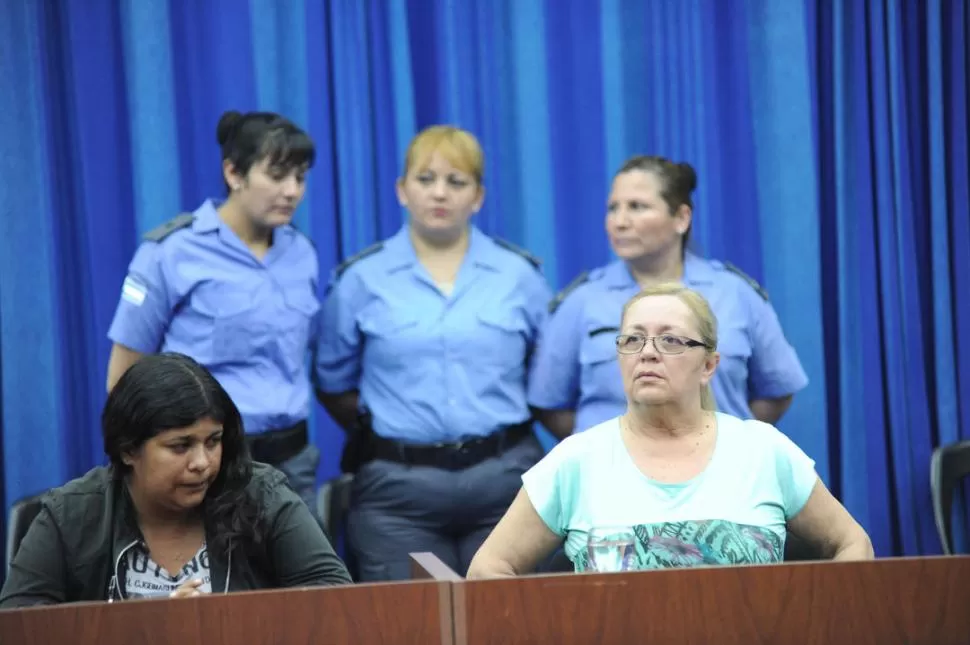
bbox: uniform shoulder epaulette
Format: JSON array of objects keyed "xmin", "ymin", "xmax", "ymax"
[
  {"xmin": 334, "ymin": 242, "xmax": 385, "ymax": 280},
  {"xmin": 142, "ymin": 213, "xmax": 195, "ymax": 243},
  {"xmin": 493, "ymin": 238, "xmax": 542, "ymax": 271},
  {"xmin": 723, "ymin": 261, "xmax": 769, "ymax": 301},
  {"xmin": 549, "ymin": 271, "xmax": 590, "ymax": 314}
]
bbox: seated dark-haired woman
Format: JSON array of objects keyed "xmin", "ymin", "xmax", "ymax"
[{"xmin": 0, "ymin": 353, "xmax": 351, "ymax": 608}]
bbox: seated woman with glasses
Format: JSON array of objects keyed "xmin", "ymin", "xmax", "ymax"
[
  {"xmin": 467, "ymin": 284, "xmax": 873, "ymax": 576},
  {"xmin": 0, "ymin": 353, "xmax": 351, "ymax": 608}
]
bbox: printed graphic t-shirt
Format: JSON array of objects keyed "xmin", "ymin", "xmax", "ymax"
[
  {"xmin": 124, "ymin": 542, "xmax": 212, "ymax": 599},
  {"xmin": 521, "ymin": 413, "xmax": 818, "ymax": 571}
]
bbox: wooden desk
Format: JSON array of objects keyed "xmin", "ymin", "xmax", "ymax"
[
  {"xmin": 0, "ymin": 580, "xmax": 453, "ymax": 645},
  {"xmin": 453, "ymin": 556, "xmax": 970, "ymax": 645},
  {"xmin": 15, "ymin": 556, "xmax": 966, "ymax": 644}
]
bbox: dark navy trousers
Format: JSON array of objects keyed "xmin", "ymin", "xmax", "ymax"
[
  {"xmin": 274, "ymin": 443, "xmax": 320, "ymax": 518},
  {"xmin": 348, "ymin": 436, "xmax": 543, "ymax": 581}
]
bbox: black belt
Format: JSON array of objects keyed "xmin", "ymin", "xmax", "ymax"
[
  {"xmin": 246, "ymin": 421, "xmax": 308, "ymax": 465},
  {"xmin": 370, "ymin": 421, "xmax": 532, "ymax": 471}
]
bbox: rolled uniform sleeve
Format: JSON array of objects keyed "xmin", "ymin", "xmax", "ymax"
[
  {"xmin": 107, "ymin": 243, "xmax": 173, "ymax": 353},
  {"xmin": 747, "ymin": 295, "xmax": 809, "ymax": 400},
  {"xmin": 528, "ymin": 291, "xmax": 584, "ymax": 410},
  {"xmin": 314, "ymin": 271, "xmax": 364, "ymax": 393}
]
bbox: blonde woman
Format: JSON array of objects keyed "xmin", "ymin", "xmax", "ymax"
[
  {"xmin": 469, "ymin": 284, "xmax": 871, "ymax": 576},
  {"xmin": 316, "ymin": 126, "xmax": 552, "ymax": 581}
]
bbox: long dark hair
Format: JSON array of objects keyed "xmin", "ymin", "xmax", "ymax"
[
  {"xmin": 216, "ymin": 110, "xmax": 315, "ymax": 192},
  {"xmin": 102, "ymin": 353, "xmax": 261, "ymax": 555}
]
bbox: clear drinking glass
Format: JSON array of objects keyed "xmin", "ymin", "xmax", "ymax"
[{"xmin": 586, "ymin": 526, "xmax": 637, "ymax": 573}]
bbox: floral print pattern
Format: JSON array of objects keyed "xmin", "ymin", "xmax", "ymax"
[{"xmin": 574, "ymin": 520, "xmax": 783, "ymax": 571}]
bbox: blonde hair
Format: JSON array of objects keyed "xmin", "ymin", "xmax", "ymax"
[
  {"xmin": 621, "ymin": 283, "xmax": 719, "ymax": 411},
  {"xmin": 402, "ymin": 125, "xmax": 484, "ymax": 183}
]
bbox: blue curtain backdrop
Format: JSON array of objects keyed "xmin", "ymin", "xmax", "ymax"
[{"xmin": 1, "ymin": 0, "xmax": 967, "ymax": 563}]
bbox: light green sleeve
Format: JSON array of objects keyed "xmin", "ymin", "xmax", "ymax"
[
  {"xmin": 772, "ymin": 429, "xmax": 819, "ymax": 518},
  {"xmin": 520, "ymin": 437, "xmax": 581, "ymax": 536}
]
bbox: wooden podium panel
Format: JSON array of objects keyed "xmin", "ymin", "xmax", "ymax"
[
  {"xmin": 453, "ymin": 556, "xmax": 970, "ymax": 645},
  {"xmin": 0, "ymin": 580, "xmax": 453, "ymax": 645}
]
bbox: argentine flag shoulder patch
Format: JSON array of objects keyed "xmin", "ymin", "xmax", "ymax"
[{"xmin": 121, "ymin": 275, "xmax": 148, "ymax": 307}]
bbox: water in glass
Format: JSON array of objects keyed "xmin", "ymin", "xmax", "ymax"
[{"xmin": 587, "ymin": 526, "xmax": 636, "ymax": 572}]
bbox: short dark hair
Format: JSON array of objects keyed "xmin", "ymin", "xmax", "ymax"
[
  {"xmin": 102, "ymin": 353, "xmax": 260, "ymax": 555},
  {"xmin": 615, "ymin": 156, "xmax": 698, "ymax": 252},
  {"xmin": 216, "ymin": 110, "xmax": 315, "ymax": 192}
]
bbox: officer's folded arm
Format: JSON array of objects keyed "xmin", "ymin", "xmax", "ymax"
[
  {"xmin": 106, "ymin": 343, "xmax": 145, "ymax": 393},
  {"xmin": 748, "ymin": 395, "xmax": 794, "ymax": 425},
  {"xmin": 1, "ymin": 353, "xmax": 351, "ymax": 609},
  {"xmin": 317, "ymin": 390, "xmax": 360, "ymax": 432},
  {"xmin": 466, "ymin": 488, "xmax": 563, "ymax": 579},
  {"xmin": 531, "ymin": 407, "xmax": 575, "ymax": 441}
]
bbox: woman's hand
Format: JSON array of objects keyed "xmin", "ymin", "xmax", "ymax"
[{"xmin": 169, "ymin": 578, "xmax": 205, "ymax": 598}]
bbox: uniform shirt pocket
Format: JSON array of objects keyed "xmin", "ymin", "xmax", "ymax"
[
  {"xmin": 579, "ymin": 327, "xmax": 620, "ymax": 400},
  {"xmin": 280, "ymin": 285, "xmax": 321, "ymax": 375},
  {"xmin": 472, "ymin": 308, "xmax": 530, "ymax": 367},
  {"xmin": 358, "ymin": 304, "xmax": 421, "ymax": 367},
  {"xmin": 579, "ymin": 327, "xmax": 618, "ymax": 366},
  {"xmin": 715, "ymin": 327, "xmax": 752, "ymax": 391},
  {"xmin": 192, "ymin": 283, "xmax": 268, "ymax": 363}
]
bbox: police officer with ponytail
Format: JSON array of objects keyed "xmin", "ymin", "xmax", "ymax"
[
  {"xmin": 106, "ymin": 110, "xmax": 323, "ymax": 513},
  {"xmin": 528, "ymin": 155, "xmax": 808, "ymax": 439}
]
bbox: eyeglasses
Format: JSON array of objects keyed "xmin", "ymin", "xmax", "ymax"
[{"xmin": 615, "ymin": 333, "xmax": 710, "ymax": 355}]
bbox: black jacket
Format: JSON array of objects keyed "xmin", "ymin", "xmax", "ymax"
[{"xmin": 0, "ymin": 463, "xmax": 352, "ymax": 608}]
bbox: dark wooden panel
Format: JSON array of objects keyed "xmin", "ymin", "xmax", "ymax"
[
  {"xmin": 0, "ymin": 581, "xmax": 453, "ymax": 645},
  {"xmin": 455, "ymin": 556, "xmax": 970, "ymax": 645}
]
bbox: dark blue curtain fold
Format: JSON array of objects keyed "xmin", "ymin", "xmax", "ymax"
[
  {"xmin": 1, "ymin": 0, "xmax": 967, "ymax": 569},
  {"xmin": 810, "ymin": 0, "xmax": 969, "ymax": 555}
]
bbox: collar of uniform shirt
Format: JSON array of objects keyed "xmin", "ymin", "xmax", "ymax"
[
  {"xmin": 194, "ymin": 199, "xmax": 222, "ymax": 233},
  {"xmin": 607, "ymin": 251, "xmax": 716, "ymax": 290},
  {"xmin": 382, "ymin": 225, "xmax": 503, "ymax": 275},
  {"xmin": 682, "ymin": 252, "xmax": 716, "ymax": 286},
  {"xmin": 195, "ymin": 198, "xmax": 298, "ymax": 255}
]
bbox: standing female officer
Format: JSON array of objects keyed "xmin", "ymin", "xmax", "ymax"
[
  {"xmin": 106, "ymin": 110, "xmax": 322, "ymax": 513},
  {"xmin": 528, "ymin": 155, "xmax": 808, "ymax": 439},
  {"xmin": 315, "ymin": 125, "xmax": 551, "ymax": 581}
]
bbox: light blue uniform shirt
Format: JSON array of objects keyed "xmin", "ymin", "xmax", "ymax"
[
  {"xmin": 315, "ymin": 225, "xmax": 551, "ymax": 443},
  {"xmin": 522, "ymin": 413, "xmax": 818, "ymax": 570},
  {"xmin": 107, "ymin": 200, "xmax": 321, "ymax": 434},
  {"xmin": 528, "ymin": 254, "xmax": 808, "ymax": 432}
]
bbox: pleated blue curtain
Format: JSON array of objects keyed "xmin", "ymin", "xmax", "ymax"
[
  {"xmin": 0, "ymin": 0, "xmax": 967, "ymax": 566},
  {"xmin": 809, "ymin": 0, "xmax": 970, "ymax": 555}
]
